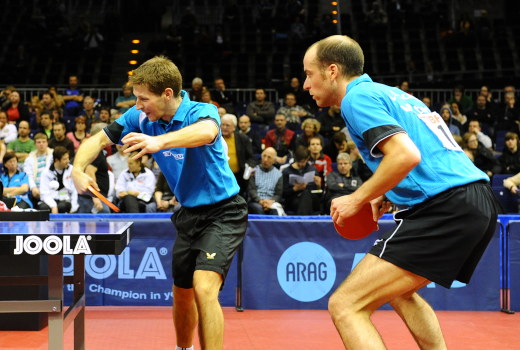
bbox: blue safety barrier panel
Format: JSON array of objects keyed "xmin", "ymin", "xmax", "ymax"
[
  {"xmin": 52, "ymin": 213, "xmax": 508, "ymax": 311},
  {"xmin": 507, "ymin": 221, "xmax": 520, "ymax": 311}
]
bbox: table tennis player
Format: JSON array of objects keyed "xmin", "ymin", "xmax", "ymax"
[
  {"xmin": 303, "ymin": 35, "xmax": 501, "ymax": 349},
  {"xmin": 72, "ymin": 56, "xmax": 247, "ymax": 350}
]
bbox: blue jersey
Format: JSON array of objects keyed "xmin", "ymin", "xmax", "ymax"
[
  {"xmin": 341, "ymin": 74, "xmax": 488, "ymax": 207},
  {"xmin": 104, "ymin": 91, "xmax": 239, "ymax": 208},
  {"xmin": 0, "ymin": 171, "xmax": 32, "ymax": 208}
]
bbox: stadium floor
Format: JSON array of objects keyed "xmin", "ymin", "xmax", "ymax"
[{"xmin": 0, "ymin": 307, "xmax": 518, "ymax": 349}]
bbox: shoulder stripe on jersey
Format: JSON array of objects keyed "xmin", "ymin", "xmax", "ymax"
[
  {"xmin": 104, "ymin": 122, "xmax": 125, "ymax": 144},
  {"xmin": 363, "ymin": 124, "xmax": 406, "ymax": 158}
]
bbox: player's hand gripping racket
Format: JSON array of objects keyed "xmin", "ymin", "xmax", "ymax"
[
  {"xmin": 333, "ymin": 202, "xmax": 378, "ymax": 240},
  {"xmin": 87, "ymin": 185, "xmax": 120, "ymax": 213}
]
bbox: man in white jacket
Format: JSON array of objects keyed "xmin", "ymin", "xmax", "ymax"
[{"xmin": 38, "ymin": 146, "xmax": 78, "ymax": 213}]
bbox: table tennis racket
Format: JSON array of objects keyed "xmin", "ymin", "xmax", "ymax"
[
  {"xmin": 87, "ymin": 185, "xmax": 120, "ymax": 213},
  {"xmin": 333, "ymin": 202, "xmax": 378, "ymax": 240}
]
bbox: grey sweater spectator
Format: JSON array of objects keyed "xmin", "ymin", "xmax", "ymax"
[{"xmin": 246, "ymin": 88, "xmax": 275, "ymax": 125}]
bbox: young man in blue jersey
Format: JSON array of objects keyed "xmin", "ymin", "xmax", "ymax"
[
  {"xmin": 72, "ymin": 56, "xmax": 247, "ymax": 350},
  {"xmin": 303, "ymin": 35, "xmax": 500, "ymax": 349}
]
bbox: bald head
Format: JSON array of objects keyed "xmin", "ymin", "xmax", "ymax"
[
  {"xmin": 261, "ymin": 147, "xmax": 277, "ymax": 169},
  {"xmin": 306, "ymin": 35, "xmax": 364, "ymax": 78}
]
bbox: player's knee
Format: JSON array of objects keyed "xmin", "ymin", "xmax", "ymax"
[{"xmin": 192, "ymin": 272, "xmax": 222, "ymax": 302}]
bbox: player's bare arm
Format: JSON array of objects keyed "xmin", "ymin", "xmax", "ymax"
[
  {"xmin": 122, "ymin": 120, "xmax": 219, "ymax": 160},
  {"xmin": 331, "ymin": 133, "xmax": 420, "ymax": 224},
  {"xmin": 72, "ymin": 131, "xmax": 113, "ymax": 194}
]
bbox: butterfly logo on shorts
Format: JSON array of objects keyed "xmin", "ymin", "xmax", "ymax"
[{"xmin": 206, "ymin": 252, "xmax": 216, "ymax": 260}]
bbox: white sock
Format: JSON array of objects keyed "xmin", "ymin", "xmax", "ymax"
[{"xmin": 176, "ymin": 346, "xmax": 194, "ymax": 350}]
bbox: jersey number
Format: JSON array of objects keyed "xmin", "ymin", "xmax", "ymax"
[{"xmin": 418, "ymin": 112, "xmax": 462, "ymax": 151}]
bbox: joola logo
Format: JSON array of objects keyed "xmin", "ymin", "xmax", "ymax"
[
  {"xmin": 14, "ymin": 235, "xmax": 92, "ymax": 255},
  {"xmin": 162, "ymin": 151, "xmax": 184, "ymax": 160}
]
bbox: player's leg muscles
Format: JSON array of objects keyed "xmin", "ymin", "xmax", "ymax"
[
  {"xmin": 173, "ymin": 286, "xmax": 197, "ymax": 348},
  {"xmin": 328, "ymin": 254, "xmax": 429, "ymax": 349}
]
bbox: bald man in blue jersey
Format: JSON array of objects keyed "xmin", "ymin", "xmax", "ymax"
[
  {"xmin": 72, "ymin": 56, "xmax": 247, "ymax": 350},
  {"xmin": 303, "ymin": 35, "xmax": 500, "ymax": 349}
]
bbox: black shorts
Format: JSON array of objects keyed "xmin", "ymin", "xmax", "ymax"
[
  {"xmin": 171, "ymin": 194, "xmax": 248, "ymax": 289},
  {"xmin": 370, "ymin": 181, "xmax": 500, "ymax": 288}
]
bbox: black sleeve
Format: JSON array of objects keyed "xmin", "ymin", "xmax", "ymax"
[
  {"xmin": 104, "ymin": 122, "xmax": 125, "ymax": 144},
  {"xmin": 362, "ymin": 124, "xmax": 405, "ymax": 157}
]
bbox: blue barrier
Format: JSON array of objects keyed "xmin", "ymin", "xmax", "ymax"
[{"xmin": 51, "ymin": 214, "xmax": 516, "ymax": 311}]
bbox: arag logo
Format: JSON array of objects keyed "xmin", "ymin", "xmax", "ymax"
[{"xmin": 277, "ymin": 242, "xmax": 336, "ymax": 302}]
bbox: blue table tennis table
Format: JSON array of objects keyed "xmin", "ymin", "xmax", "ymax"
[{"xmin": 0, "ymin": 221, "xmax": 132, "ymax": 350}]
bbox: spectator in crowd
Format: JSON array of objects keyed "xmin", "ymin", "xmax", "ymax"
[
  {"xmin": 499, "ymin": 132, "xmax": 520, "ymax": 175},
  {"xmin": 449, "ymin": 101, "xmax": 468, "ymax": 130},
  {"xmin": 248, "ymin": 147, "xmax": 284, "ymax": 215},
  {"xmin": 323, "ymin": 152, "xmax": 362, "ymax": 212},
  {"xmin": 48, "ymin": 86, "xmax": 65, "ymax": 109},
  {"xmin": 497, "ymin": 92, "xmax": 520, "ymax": 134},
  {"xmin": 0, "ymin": 85, "xmax": 15, "ymax": 110},
  {"xmin": 49, "ymin": 121, "xmax": 75, "ymax": 160},
  {"xmin": 308, "ymin": 135, "xmax": 332, "ymax": 188},
  {"xmin": 114, "ymin": 83, "xmax": 136, "ymax": 114},
  {"xmin": 421, "ymin": 96, "xmax": 432, "ymax": 109},
  {"xmin": 24, "ymin": 133, "xmax": 53, "ymax": 204},
  {"xmin": 467, "ymin": 119, "xmax": 493, "ymax": 149},
  {"xmin": 479, "ymin": 85, "xmax": 497, "ymax": 106},
  {"xmin": 211, "ymin": 77, "xmax": 235, "ymax": 113},
  {"xmin": 283, "ymin": 76, "xmax": 316, "ymax": 113},
  {"xmin": 276, "ymin": 92, "xmax": 311, "ymax": 130},
  {"xmin": 1, "ymin": 152, "xmax": 32, "ymax": 208},
  {"xmin": 468, "ymin": 94, "xmax": 496, "ymax": 134},
  {"xmin": 463, "ymin": 132, "xmax": 500, "ymax": 177},
  {"xmin": 448, "ymin": 84, "xmax": 473, "ymax": 114},
  {"xmin": 217, "ymin": 107, "xmax": 227, "ymax": 118},
  {"xmin": 0, "ymin": 142, "xmax": 4, "ymax": 171},
  {"xmin": 346, "ymin": 140, "xmax": 373, "ymax": 182},
  {"xmin": 37, "ymin": 111, "xmax": 53, "ymax": 139},
  {"xmin": 39, "ymin": 91, "xmax": 57, "ymax": 116},
  {"xmin": 107, "ymin": 144, "xmax": 129, "ymax": 181},
  {"xmin": 246, "ymin": 88, "xmax": 276, "ymax": 125},
  {"xmin": 324, "ymin": 131, "xmax": 348, "ymax": 162},
  {"xmin": 200, "ymin": 87, "xmax": 220, "ymax": 108},
  {"xmin": 440, "ymin": 106, "xmax": 461, "ymax": 136},
  {"xmin": 38, "ymin": 146, "xmax": 78, "ymax": 213},
  {"xmin": 51, "ymin": 107, "xmax": 65, "ymax": 125},
  {"xmin": 4, "ymin": 90, "xmax": 31, "ymax": 124},
  {"xmin": 264, "ymin": 113, "xmax": 295, "ymax": 166},
  {"xmin": 294, "ymin": 118, "xmax": 323, "ymax": 149},
  {"xmin": 115, "ymin": 152, "xmax": 156, "ymax": 213},
  {"xmin": 154, "ymin": 172, "xmax": 180, "ymax": 212},
  {"xmin": 282, "ymin": 146, "xmax": 322, "ymax": 215},
  {"xmin": 238, "ymin": 114, "xmax": 263, "ymax": 155},
  {"xmin": 316, "ymin": 104, "xmax": 345, "ymax": 140},
  {"xmin": 62, "ymin": 75, "xmax": 84, "ymax": 121},
  {"xmin": 397, "ymin": 80, "xmax": 411, "ymax": 94},
  {"xmin": 66, "ymin": 116, "xmax": 90, "ymax": 153},
  {"xmin": 97, "ymin": 107, "xmax": 112, "ymax": 124},
  {"xmin": 79, "ymin": 96, "xmax": 99, "ymax": 130},
  {"xmin": 7, "ymin": 120, "xmax": 35, "ymax": 165},
  {"xmin": 0, "ymin": 110, "xmax": 17, "ymax": 144},
  {"xmin": 189, "ymin": 77, "xmax": 204, "ymax": 102},
  {"xmin": 77, "ymin": 123, "xmax": 110, "ymax": 213},
  {"xmin": 221, "ymin": 113, "xmax": 255, "ymax": 197}
]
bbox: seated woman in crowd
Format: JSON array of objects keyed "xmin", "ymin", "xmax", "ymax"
[
  {"xmin": 294, "ymin": 118, "xmax": 324, "ymax": 149},
  {"xmin": 115, "ymin": 152, "xmax": 156, "ymax": 213},
  {"xmin": 1, "ymin": 152, "xmax": 32, "ymax": 209},
  {"xmin": 66, "ymin": 116, "xmax": 90, "ymax": 153},
  {"xmin": 462, "ymin": 132, "xmax": 501, "ymax": 177}
]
